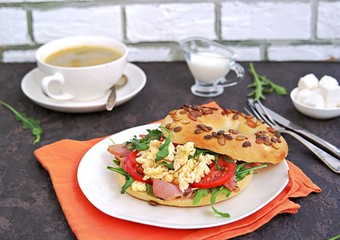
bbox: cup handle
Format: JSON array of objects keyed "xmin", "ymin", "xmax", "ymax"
[
  {"xmin": 218, "ymin": 62, "xmax": 245, "ymax": 87},
  {"xmin": 41, "ymin": 73, "xmax": 74, "ymax": 101}
]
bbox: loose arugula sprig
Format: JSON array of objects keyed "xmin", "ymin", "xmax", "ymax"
[
  {"xmin": 247, "ymin": 63, "xmax": 287, "ymax": 102},
  {"xmin": 0, "ymin": 99, "xmax": 43, "ymax": 144}
]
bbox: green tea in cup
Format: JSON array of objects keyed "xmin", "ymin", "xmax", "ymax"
[{"xmin": 44, "ymin": 45, "xmax": 122, "ymax": 68}]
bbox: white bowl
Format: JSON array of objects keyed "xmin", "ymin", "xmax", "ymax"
[{"xmin": 290, "ymin": 88, "xmax": 340, "ymax": 119}]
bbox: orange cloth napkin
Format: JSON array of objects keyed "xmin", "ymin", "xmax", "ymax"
[
  {"xmin": 35, "ymin": 140, "xmax": 321, "ymax": 240},
  {"xmin": 34, "ymin": 102, "xmax": 321, "ymax": 240}
]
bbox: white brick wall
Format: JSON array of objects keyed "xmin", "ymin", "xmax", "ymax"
[
  {"xmin": 126, "ymin": 3, "xmax": 216, "ymax": 42},
  {"xmin": 2, "ymin": 49, "xmax": 36, "ymax": 62},
  {"xmin": 268, "ymin": 45, "xmax": 340, "ymax": 61},
  {"xmin": 0, "ymin": 8, "xmax": 30, "ymax": 45},
  {"xmin": 32, "ymin": 6, "xmax": 123, "ymax": 43},
  {"xmin": 128, "ymin": 47, "xmax": 172, "ymax": 62},
  {"xmin": 221, "ymin": 2, "xmax": 311, "ymax": 40},
  {"xmin": 317, "ymin": 1, "xmax": 340, "ymax": 39},
  {"xmin": 227, "ymin": 46, "xmax": 261, "ymax": 61},
  {"xmin": 0, "ymin": 0, "xmax": 340, "ymax": 62}
]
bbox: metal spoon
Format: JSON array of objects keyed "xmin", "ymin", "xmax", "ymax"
[{"xmin": 106, "ymin": 75, "xmax": 128, "ymax": 111}]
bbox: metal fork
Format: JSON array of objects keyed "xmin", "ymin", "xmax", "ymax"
[{"xmin": 247, "ymin": 101, "xmax": 340, "ymax": 174}]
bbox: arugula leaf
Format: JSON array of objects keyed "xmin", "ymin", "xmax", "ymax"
[
  {"xmin": 193, "ymin": 148, "xmax": 216, "ymax": 158},
  {"xmin": 0, "ymin": 99, "xmax": 43, "ymax": 144},
  {"xmin": 127, "ymin": 129, "xmax": 163, "ymax": 151},
  {"xmin": 222, "ymin": 156, "xmax": 233, "ymax": 163},
  {"xmin": 247, "ymin": 63, "xmax": 287, "ymax": 102},
  {"xmin": 211, "ymin": 205, "xmax": 231, "ymax": 218},
  {"xmin": 235, "ymin": 163, "xmax": 267, "ymax": 182},
  {"xmin": 328, "ymin": 234, "xmax": 340, "ymax": 240},
  {"xmin": 121, "ymin": 177, "xmax": 134, "ymax": 194},
  {"xmin": 107, "ymin": 166, "xmax": 134, "ymax": 194},
  {"xmin": 209, "ymin": 187, "xmax": 232, "ymax": 218},
  {"xmin": 210, "ymin": 187, "xmax": 231, "ymax": 205},
  {"xmin": 193, "ymin": 187, "xmax": 232, "ymax": 217},
  {"xmin": 155, "ymin": 128, "xmax": 171, "ymax": 161},
  {"xmin": 214, "ymin": 154, "xmax": 222, "ymax": 170},
  {"xmin": 107, "ymin": 166, "xmax": 130, "ymax": 178},
  {"xmin": 146, "ymin": 183, "xmax": 154, "ymax": 196},
  {"xmin": 261, "ymin": 75, "xmax": 287, "ymax": 95},
  {"xmin": 113, "ymin": 159, "xmax": 120, "ymax": 166},
  {"xmin": 193, "ymin": 189, "xmax": 209, "ymax": 205},
  {"xmin": 160, "ymin": 161, "xmax": 174, "ymax": 170},
  {"xmin": 192, "ymin": 148, "xmax": 219, "ymax": 166},
  {"xmin": 109, "ymin": 137, "xmax": 116, "ymax": 145}
]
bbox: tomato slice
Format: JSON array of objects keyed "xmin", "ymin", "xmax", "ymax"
[
  {"xmin": 190, "ymin": 156, "xmax": 236, "ymax": 189},
  {"xmin": 124, "ymin": 151, "xmax": 150, "ymax": 183}
]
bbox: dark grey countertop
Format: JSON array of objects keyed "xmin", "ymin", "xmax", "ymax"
[{"xmin": 0, "ymin": 62, "xmax": 339, "ymax": 240}]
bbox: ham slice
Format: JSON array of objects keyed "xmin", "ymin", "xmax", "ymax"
[
  {"xmin": 153, "ymin": 179, "xmax": 183, "ymax": 200},
  {"xmin": 107, "ymin": 143, "xmax": 132, "ymax": 157},
  {"xmin": 223, "ymin": 176, "xmax": 239, "ymax": 192},
  {"xmin": 107, "ymin": 144, "xmax": 132, "ymax": 168}
]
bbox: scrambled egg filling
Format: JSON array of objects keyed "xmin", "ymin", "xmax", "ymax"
[
  {"xmin": 131, "ymin": 181, "xmax": 147, "ymax": 192},
  {"xmin": 135, "ymin": 140, "xmax": 215, "ymax": 192}
]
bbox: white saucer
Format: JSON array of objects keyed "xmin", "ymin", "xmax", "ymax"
[{"xmin": 21, "ymin": 63, "xmax": 147, "ymax": 113}]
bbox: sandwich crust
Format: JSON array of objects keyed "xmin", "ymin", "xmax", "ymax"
[
  {"xmin": 160, "ymin": 104, "xmax": 288, "ymax": 164},
  {"xmin": 117, "ymin": 173, "xmax": 253, "ymax": 207}
]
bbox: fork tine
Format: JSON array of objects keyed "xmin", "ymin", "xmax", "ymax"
[
  {"xmin": 248, "ymin": 101, "xmax": 273, "ymax": 126},
  {"xmin": 248, "ymin": 98, "xmax": 255, "ymax": 106},
  {"xmin": 245, "ymin": 105, "xmax": 261, "ymax": 120},
  {"xmin": 247, "ymin": 98, "xmax": 261, "ymax": 117},
  {"xmin": 257, "ymin": 101, "xmax": 275, "ymax": 122},
  {"xmin": 254, "ymin": 100, "xmax": 276, "ymax": 126},
  {"xmin": 243, "ymin": 107, "xmax": 254, "ymax": 117},
  {"xmin": 247, "ymin": 99, "xmax": 274, "ymax": 126}
]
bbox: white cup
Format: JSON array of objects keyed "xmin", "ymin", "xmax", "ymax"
[{"xmin": 36, "ymin": 36, "xmax": 128, "ymax": 102}]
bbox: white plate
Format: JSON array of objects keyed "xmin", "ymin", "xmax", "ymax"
[
  {"xmin": 77, "ymin": 123, "xmax": 289, "ymax": 229},
  {"xmin": 21, "ymin": 63, "xmax": 147, "ymax": 113}
]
